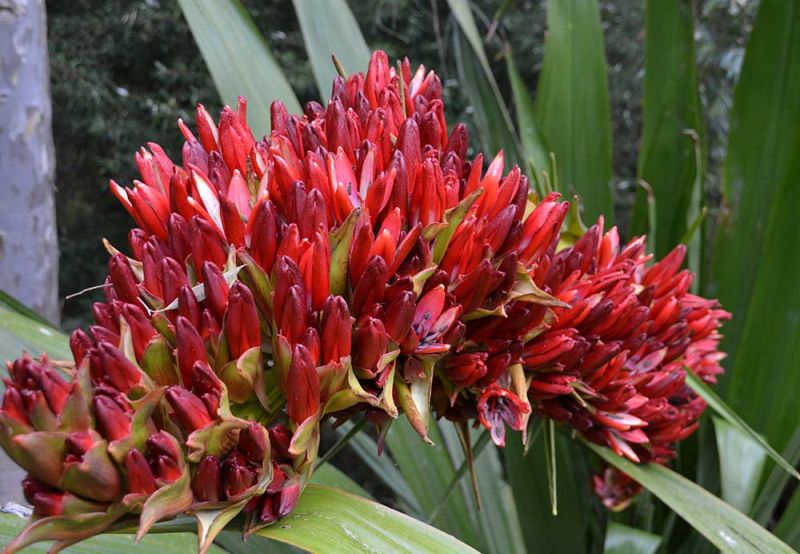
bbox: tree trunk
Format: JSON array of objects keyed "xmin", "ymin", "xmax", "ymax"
[
  {"xmin": 0, "ymin": 0, "xmax": 59, "ymax": 502},
  {"xmin": 0, "ymin": 0, "xmax": 59, "ymax": 324}
]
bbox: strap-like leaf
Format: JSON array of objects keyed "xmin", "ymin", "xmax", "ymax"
[
  {"xmin": 177, "ymin": 0, "xmax": 301, "ymax": 137},
  {"xmin": 588, "ymin": 442, "xmax": 795, "ymax": 553},
  {"xmin": 291, "ymin": 0, "xmax": 370, "ymax": 102}
]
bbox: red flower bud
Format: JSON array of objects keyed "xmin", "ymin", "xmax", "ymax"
[
  {"xmin": 193, "ymin": 455, "xmax": 222, "ymax": 502},
  {"xmin": 96, "ymin": 342, "xmax": 142, "ymax": 392},
  {"xmin": 176, "ymin": 316, "xmax": 208, "ymax": 386},
  {"xmin": 320, "ymin": 296, "xmax": 352, "ymax": 364},
  {"xmin": 353, "ymin": 318, "xmax": 388, "ymax": 372},
  {"xmin": 122, "ymin": 304, "xmax": 157, "ymax": 360},
  {"xmin": 238, "ymin": 421, "xmax": 268, "ymax": 462},
  {"xmin": 444, "ymin": 352, "xmax": 488, "ymax": 388},
  {"xmin": 93, "ymin": 395, "xmax": 131, "ymax": 441},
  {"xmin": 69, "ymin": 328, "xmax": 92, "ymax": 365},
  {"xmin": 166, "ymin": 386, "xmax": 213, "ymax": 431},
  {"xmin": 224, "ymin": 282, "xmax": 261, "ymax": 358},
  {"xmin": 108, "ymin": 253, "xmax": 140, "ymax": 304},
  {"xmin": 286, "ymin": 345, "xmax": 320, "ymax": 424},
  {"xmin": 201, "ymin": 261, "xmax": 229, "ymax": 320},
  {"xmin": 222, "ymin": 452, "xmax": 254, "ymax": 498},
  {"xmin": 125, "ymin": 448, "xmax": 157, "ymax": 495}
]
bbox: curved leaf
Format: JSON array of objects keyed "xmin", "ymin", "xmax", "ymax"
[
  {"xmin": 632, "ymin": 0, "xmax": 705, "ymax": 257},
  {"xmin": 604, "ymin": 522, "xmax": 661, "ymax": 554},
  {"xmin": 0, "ymin": 298, "xmax": 70, "ymax": 365},
  {"xmin": 588, "ymin": 443, "xmax": 795, "ymax": 553},
  {"xmin": 708, "ymin": 0, "xmax": 800, "ymax": 452},
  {"xmin": 177, "ymin": 0, "xmax": 301, "ymax": 137},
  {"xmin": 256, "ymin": 484, "xmax": 479, "ymax": 554},
  {"xmin": 291, "ymin": 0, "xmax": 370, "ymax": 102},
  {"xmin": 448, "ymin": 0, "xmax": 522, "ymax": 167},
  {"xmin": 535, "ymin": 0, "xmax": 613, "ymax": 221}
]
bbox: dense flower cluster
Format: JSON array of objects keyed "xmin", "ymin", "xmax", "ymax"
[{"xmin": 0, "ymin": 50, "xmax": 728, "ymax": 550}]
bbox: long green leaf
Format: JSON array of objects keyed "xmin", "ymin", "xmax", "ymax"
[
  {"xmin": 256, "ymin": 485, "xmax": 479, "ymax": 554},
  {"xmin": 437, "ymin": 424, "xmax": 527, "ymax": 554},
  {"xmin": 505, "ymin": 51, "xmax": 550, "ymax": 184},
  {"xmin": 310, "ymin": 463, "xmax": 371, "ymax": 499},
  {"xmin": 335, "ymin": 421, "xmax": 423, "ymax": 516},
  {"xmin": 0, "ymin": 305, "xmax": 70, "ymax": 363},
  {"xmin": 685, "ymin": 369, "xmax": 800, "ymax": 482},
  {"xmin": 751, "ymin": 425, "xmax": 800, "ymax": 525},
  {"xmin": 291, "ymin": 0, "xmax": 370, "ymax": 102},
  {"xmin": 707, "ymin": 0, "xmax": 800, "ymax": 452},
  {"xmin": 774, "ymin": 488, "xmax": 800, "ymax": 549},
  {"xmin": 177, "ymin": 0, "xmax": 301, "ymax": 137},
  {"xmin": 588, "ymin": 443, "xmax": 795, "ymax": 553},
  {"xmin": 713, "ymin": 417, "xmax": 768, "ymax": 513},
  {"xmin": 632, "ymin": 0, "xmax": 704, "ymax": 257},
  {"xmin": 384, "ymin": 417, "xmax": 484, "ymax": 550},
  {"xmin": 604, "ymin": 522, "xmax": 661, "ymax": 554},
  {"xmin": 534, "ymin": 0, "xmax": 613, "ymax": 221},
  {"xmin": 0, "ymin": 512, "xmax": 224, "ymax": 554},
  {"xmin": 506, "ymin": 431, "xmax": 593, "ymax": 554},
  {"xmin": 448, "ymin": 0, "xmax": 522, "ymax": 167}
]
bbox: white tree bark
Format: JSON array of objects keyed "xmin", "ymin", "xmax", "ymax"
[
  {"xmin": 0, "ymin": 0, "xmax": 59, "ymax": 502},
  {"xmin": 0, "ymin": 0, "xmax": 59, "ymax": 325}
]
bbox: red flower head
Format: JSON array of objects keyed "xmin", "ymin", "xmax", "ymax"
[{"xmin": 0, "ymin": 50, "xmax": 729, "ymax": 552}]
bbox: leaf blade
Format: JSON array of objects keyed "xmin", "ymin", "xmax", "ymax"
[
  {"xmin": 291, "ymin": 0, "xmax": 370, "ymax": 102},
  {"xmin": 588, "ymin": 443, "xmax": 795, "ymax": 553},
  {"xmin": 177, "ymin": 0, "xmax": 301, "ymax": 137},
  {"xmin": 256, "ymin": 484, "xmax": 480, "ymax": 554},
  {"xmin": 534, "ymin": 0, "xmax": 613, "ymax": 221}
]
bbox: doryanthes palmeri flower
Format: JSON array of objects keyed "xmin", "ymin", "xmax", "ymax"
[{"xmin": 0, "ymin": 49, "xmax": 729, "ymax": 552}]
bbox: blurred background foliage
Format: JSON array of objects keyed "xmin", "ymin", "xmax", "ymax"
[{"xmin": 49, "ymin": 0, "xmax": 755, "ymax": 330}]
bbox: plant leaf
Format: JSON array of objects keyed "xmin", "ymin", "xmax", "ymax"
[
  {"xmin": 706, "ymin": 0, "xmax": 800, "ymax": 453},
  {"xmin": 505, "ymin": 431, "xmax": 593, "ymax": 554},
  {"xmin": 437, "ymin": 423, "xmax": 527, "ymax": 554},
  {"xmin": 448, "ymin": 0, "xmax": 522, "ymax": 167},
  {"xmin": 0, "ymin": 306, "xmax": 70, "ymax": 364},
  {"xmin": 534, "ymin": 0, "xmax": 613, "ymax": 222},
  {"xmin": 177, "ymin": 0, "xmax": 301, "ymax": 137},
  {"xmin": 310, "ymin": 463, "xmax": 371, "ymax": 499},
  {"xmin": 256, "ymin": 484, "xmax": 479, "ymax": 553},
  {"xmin": 0, "ymin": 512, "xmax": 224, "ymax": 554},
  {"xmin": 751, "ymin": 424, "xmax": 800, "ymax": 525},
  {"xmin": 291, "ymin": 0, "xmax": 370, "ymax": 102},
  {"xmin": 604, "ymin": 522, "xmax": 661, "ymax": 554},
  {"xmin": 588, "ymin": 443, "xmax": 795, "ymax": 553},
  {"xmin": 632, "ymin": 0, "xmax": 705, "ymax": 257},
  {"xmin": 686, "ymin": 365, "xmax": 800, "ymax": 482},
  {"xmin": 505, "ymin": 50, "xmax": 550, "ymax": 188},
  {"xmin": 334, "ymin": 421, "xmax": 423, "ymax": 517},
  {"xmin": 713, "ymin": 417, "xmax": 768, "ymax": 513},
  {"xmin": 384, "ymin": 417, "xmax": 484, "ymax": 549}
]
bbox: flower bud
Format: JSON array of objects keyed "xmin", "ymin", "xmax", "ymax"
[
  {"xmin": 125, "ymin": 448, "xmax": 157, "ymax": 495},
  {"xmin": 224, "ymin": 282, "xmax": 261, "ymax": 359},
  {"xmin": 286, "ymin": 345, "xmax": 320, "ymax": 424},
  {"xmin": 166, "ymin": 386, "xmax": 213, "ymax": 431},
  {"xmin": 193, "ymin": 455, "xmax": 222, "ymax": 502}
]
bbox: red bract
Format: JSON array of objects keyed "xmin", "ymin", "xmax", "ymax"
[{"xmin": 0, "ymin": 50, "xmax": 729, "ymax": 552}]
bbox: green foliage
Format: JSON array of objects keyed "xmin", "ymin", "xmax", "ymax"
[{"xmin": 534, "ymin": 0, "xmax": 614, "ymax": 222}]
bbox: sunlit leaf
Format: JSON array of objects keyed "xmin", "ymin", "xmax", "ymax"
[
  {"xmin": 686, "ymin": 368, "xmax": 800, "ymax": 482},
  {"xmin": 604, "ymin": 522, "xmax": 661, "ymax": 554},
  {"xmin": 713, "ymin": 417, "xmax": 767, "ymax": 513},
  {"xmin": 256, "ymin": 485, "xmax": 479, "ymax": 554},
  {"xmin": 177, "ymin": 0, "xmax": 301, "ymax": 136},
  {"xmin": 291, "ymin": 0, "xmax": 370, "ymax": 102},
  {"xmin": 588, "ymin": 443, "xmax": 794, "ymax": 553}
]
